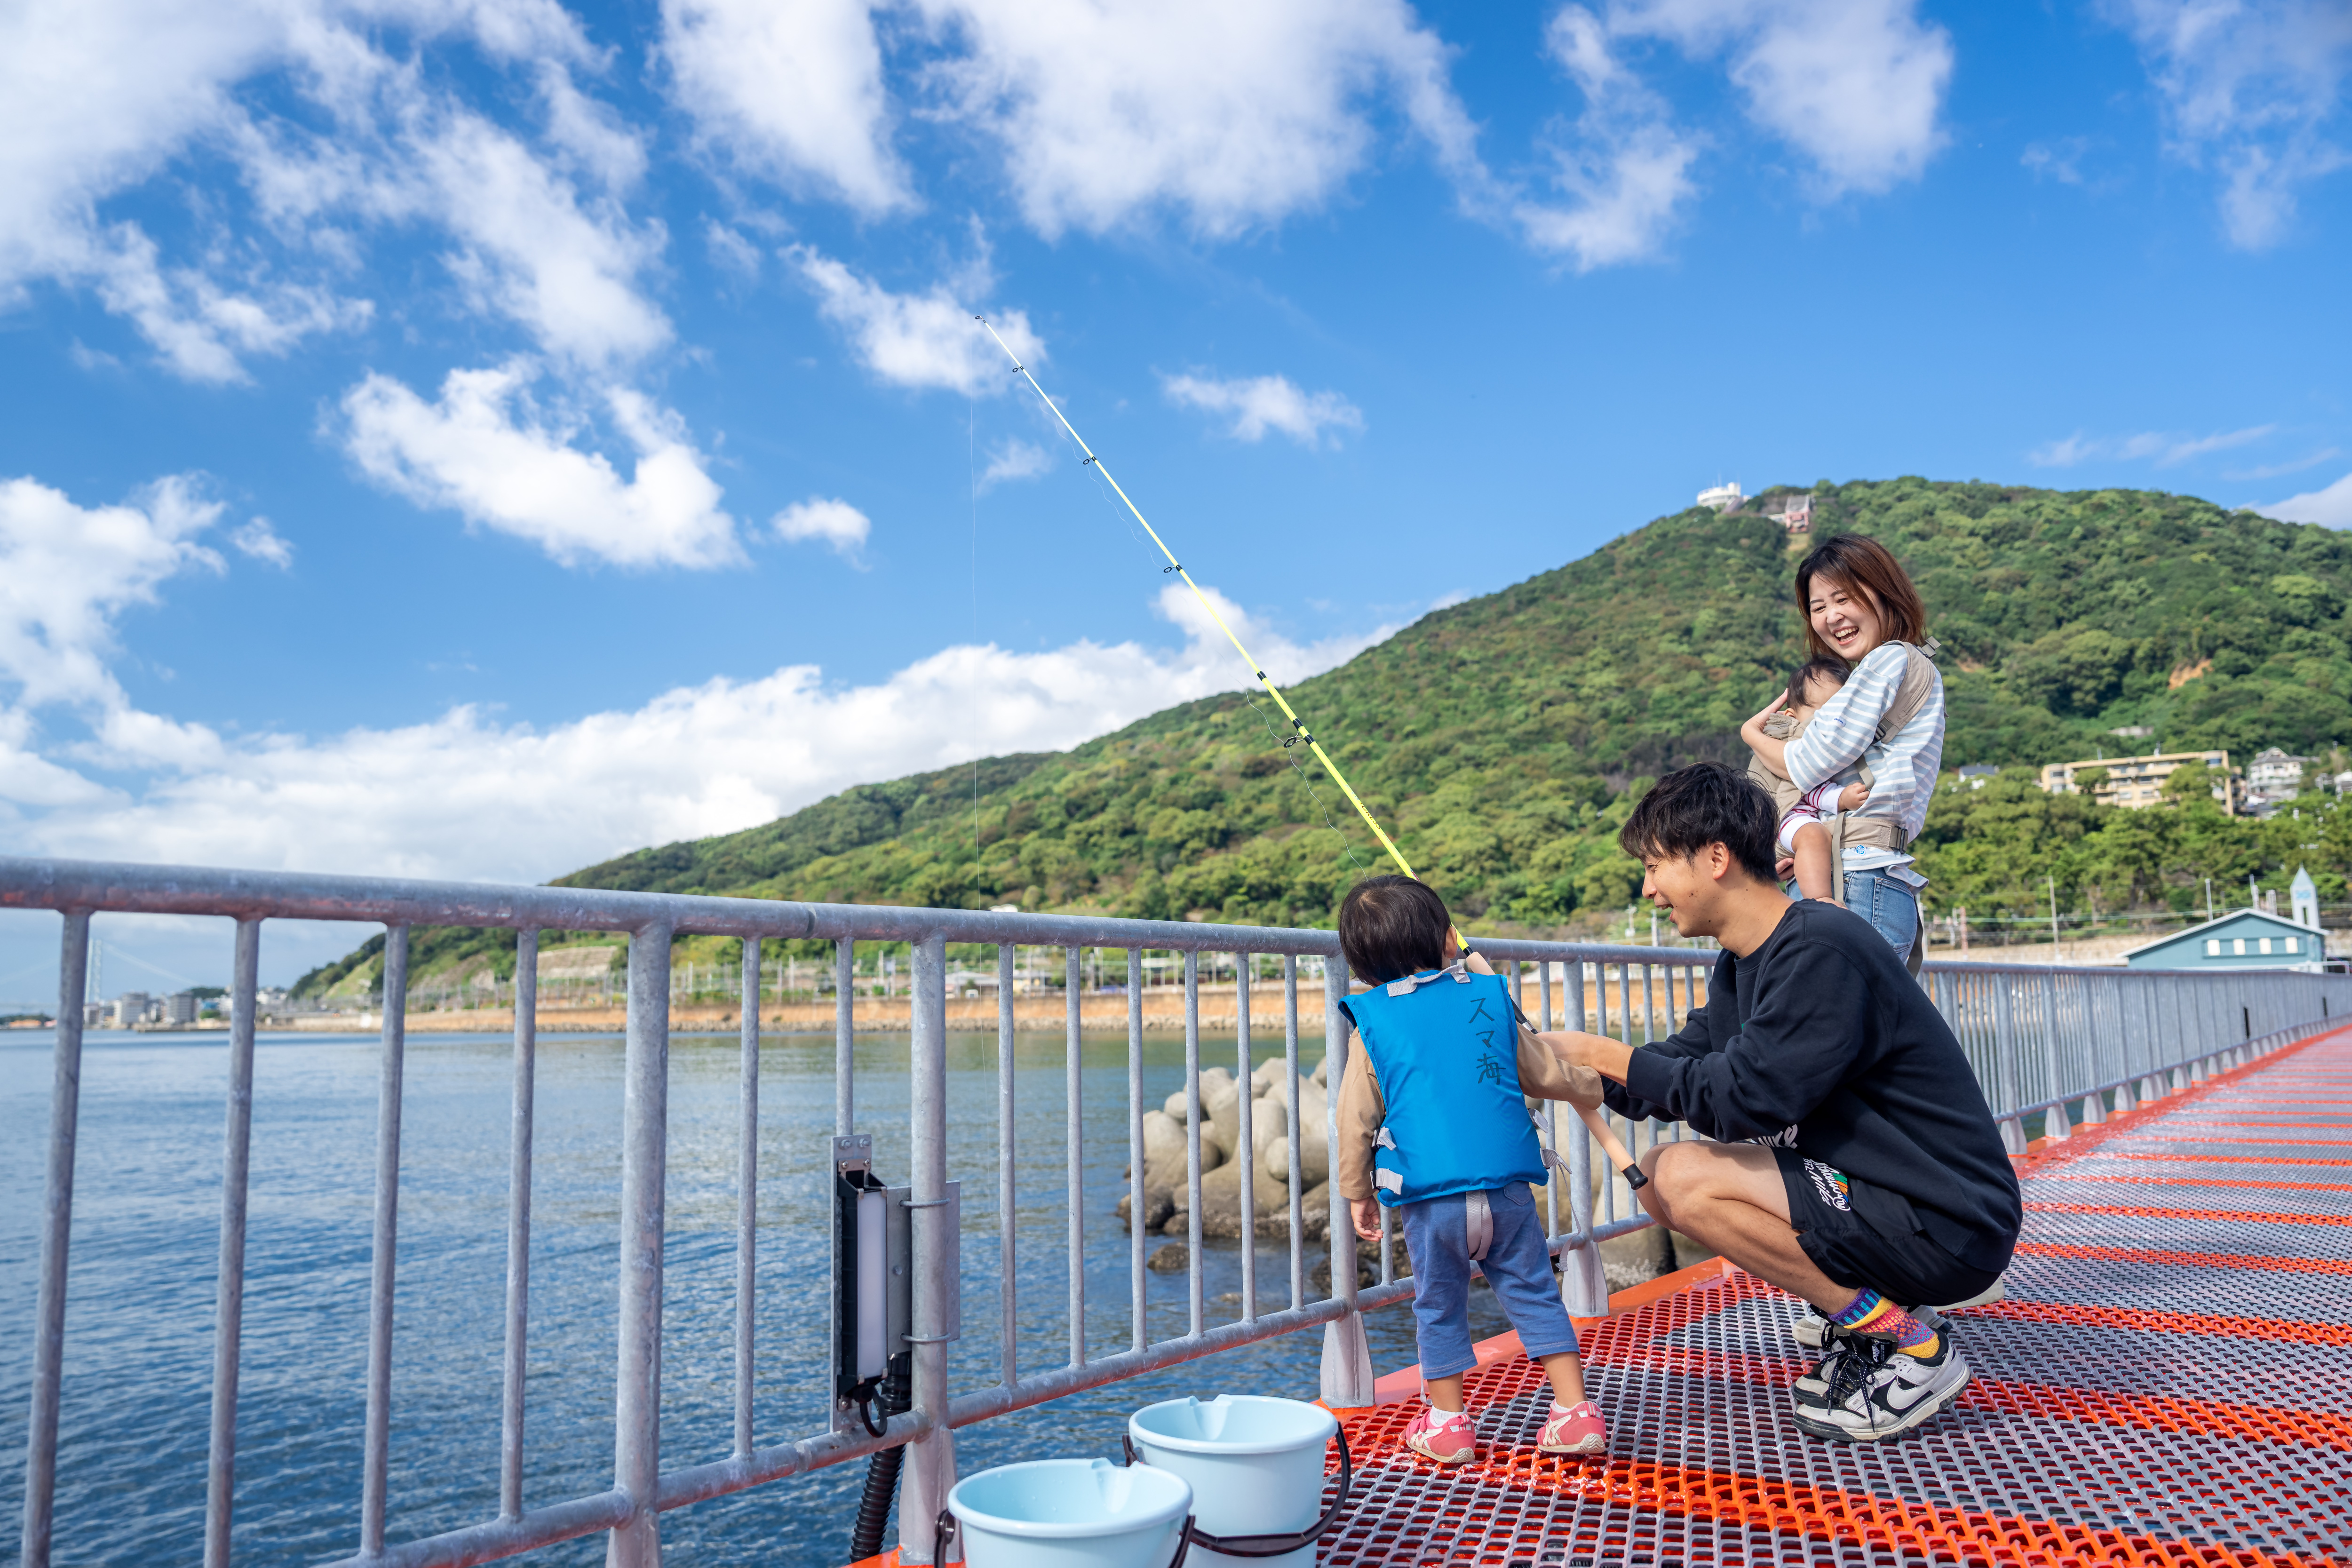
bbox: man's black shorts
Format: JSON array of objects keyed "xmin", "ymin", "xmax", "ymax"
[{"xmin": 1773, "ymin": 1147, "xmax": 2003, "ymax": 1307}]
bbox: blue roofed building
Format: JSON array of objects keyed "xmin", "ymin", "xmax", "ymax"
[{"xmin": 2122, "ymin": 907, "xmax": 2331, "ymax": 972}]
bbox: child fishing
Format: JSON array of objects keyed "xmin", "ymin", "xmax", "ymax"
[{"xmin": 1333, "ymin": 874, "xmax": 1610, "ymax": 1465}]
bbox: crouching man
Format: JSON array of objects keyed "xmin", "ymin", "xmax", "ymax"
[{"xmin": 1546, "ymin": 762, "xmax": 2020, "ymax": 1441}]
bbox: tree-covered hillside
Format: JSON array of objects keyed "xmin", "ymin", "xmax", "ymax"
[{"xmin": 297, "ymin": 478, "xmax": 2352, "ymax": 995}]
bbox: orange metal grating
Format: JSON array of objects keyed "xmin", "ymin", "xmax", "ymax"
[
  {"xmin": 1311, "ymin": 1027, "xmax": 2352, "ymax": 1567},
  {"xmin": 851, "ymin": 1029, "xmax": 2352, "ymax": 1568}
]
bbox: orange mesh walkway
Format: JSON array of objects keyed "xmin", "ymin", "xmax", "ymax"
[{"xmin": 1318, "ymin": 1028, "xmax": 2352, "ymax": 1567}]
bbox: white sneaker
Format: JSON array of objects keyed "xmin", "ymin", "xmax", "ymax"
[{"xmin": 1793, "ymin": 1335, "xmax": 1971, "ymax": 1442}]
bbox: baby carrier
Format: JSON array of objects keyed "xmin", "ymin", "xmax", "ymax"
[
  {"xmin": 1747, "ymin": 639, "xmax": 1940, "ymax": 911},
  {"xmin": 1348, "ymin": 964, "xmax": 1548, "ymax": 1220}
]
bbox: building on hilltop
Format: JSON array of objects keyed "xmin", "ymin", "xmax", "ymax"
[
  {"xmin": 1955, "ymin": 763, "xmax": 1998, "ymax": 789},
  {"xmin": 2039, "ymin": 748, "xmax": 2236, "ymax": 812},
  {"xmin": 1762, "ymin": 492, "xmax": 1812, "ymax": 532},
  {"xmin": 1696, "ymin": 481, "xmax": 1743, "ymax": 512}
]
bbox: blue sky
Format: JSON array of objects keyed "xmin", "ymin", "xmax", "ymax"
[{"xmin": 1, "ymin": 0, "xmax": 2349, "ymax": 989}]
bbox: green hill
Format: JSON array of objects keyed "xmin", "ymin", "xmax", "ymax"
[{"xmin": 296, "ymin": 477, "xmax": 2352, "ymax": 996}]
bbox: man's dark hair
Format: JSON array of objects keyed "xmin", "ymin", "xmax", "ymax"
[
  {"xmin": 1617, "ymin": 763, "xmax": 1779, "ymax": 884},
  {"xmin": 1784, "ymin": 655, "xmax": 1850, "ymax": 713},
  {"xmin": 1337, "ymin": 875, "xmax": 1451, "ymax": 984}
]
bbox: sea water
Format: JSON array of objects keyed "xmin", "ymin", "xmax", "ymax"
[{"xmin": 0, "ymin": 1027, "xmax": 1482, "ymax": 1566}]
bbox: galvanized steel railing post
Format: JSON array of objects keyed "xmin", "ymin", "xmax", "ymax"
[
  {"xmin": 834, "ymin": 939, "xmax": 855, "ymax": 1137},
  {"xmin": 1559, "ymin": 958, "xmax": 1607, "ymax": 1315},
  {"xmin": 1065, "ymin": 944, "xmax": 1085, "ymax": 1367},
  {"xmin": 360, "ymin": 925, "xmax": 410, "ymax": 1560},
  {"xmin": 1282, "ymin": 955, "xmax": 1304, "ymax": 1313},
  {"xmin": 1005, "ymin": 943, "xmax": 1024, "ymax": 1382},
  {"xmin": 1182, "ymin": 952, "xmax": 1204, "ymax": 1338},
  {"xmin": 502, "ymin": 929, "xmax": 539, "ymax": 1517},
  {"xmin": 607, "ymin": 923, "xmax": 672, "ymax": 1567},
  {"xmin": 1990, "ymin": 972, "xmax": 2026, "ymax": 1154},
  {"xmin": 1234, "ymin": 953, "xmax": 1256, "ymax": 1319},
  {"xmin": 1126, "ymin": 948, "xmax": 1144, "ymax": 1353},
  {"xmin": 20, "ymin": 909, "xmax": 89, "ymax": 1568},
  {"xmin": 1318, "ymin": 951, "xmax": 1374, "ymax": 1407},
  {"xmin": 733, "ymin": 935, "xmax": 759, "ymax": 1458},
  {"xmin": 2039, "ymin": 971, "xmax": 2070, "ymax": 1141},
  {"xmin": 203, "ymin": 917, "xmax": 262, "ymax": 1568},
  {"xmin": 899, "ymin": 932, "xmax": 957, "ymax": 1565}
]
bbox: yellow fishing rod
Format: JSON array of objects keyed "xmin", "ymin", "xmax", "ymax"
[
  {"xmin": 974, "ymin": 316, "xmax": 1417, "ymax": 883},
  {"xmin": 975, "ymin": 318, "xmax": 1647, "ymax": 1190}
]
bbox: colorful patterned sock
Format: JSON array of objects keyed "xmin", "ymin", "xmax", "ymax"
[{"xmin": 1830, "ymin": 1289, "xmax": 1939, "ymax": 1357}]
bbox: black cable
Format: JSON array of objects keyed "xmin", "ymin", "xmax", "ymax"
[{"xmin": 848, "ymin": 1446, "xmax": 901, "ymax": 1561}]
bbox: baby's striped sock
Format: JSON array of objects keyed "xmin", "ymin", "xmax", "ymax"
[{"xmin": 1828, "ymin": 1288, "xmax": 1939, "ymax": 1358}]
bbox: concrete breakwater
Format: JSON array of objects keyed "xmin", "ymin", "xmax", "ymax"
[{"xmin": 265, "ymin": 977, "xmax": 1702, "ymax": 1034}]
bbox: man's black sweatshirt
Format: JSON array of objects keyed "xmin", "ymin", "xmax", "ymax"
[{"xmin": 1606, "ymin": 900, "xmax": 2022, "ymax": 1273}]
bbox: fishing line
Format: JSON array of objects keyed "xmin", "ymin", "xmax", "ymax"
[
  {"xmin": 974, "ymin": 316, "xmax": 1648, "ymax": 1188},
  {"xmin": 976, "ymin": 316, "xmax": 1418, "ymax": 883}
]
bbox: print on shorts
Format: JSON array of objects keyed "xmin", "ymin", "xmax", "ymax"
[{"xmin": 1804, "ymin": 1159, "xmax": 1853, "ymax": 1213}]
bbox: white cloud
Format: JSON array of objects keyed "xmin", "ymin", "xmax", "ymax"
[
  {"xmin": 789, "ymin": 244, "xmax": 1044, "ymax": 395},
  {"xmin": 1163, "ymin": 372, "xmax": 1365, "ymax": 447},
  {"xmin": 1518, "ymin": 6, "xmax": 1703, "ymax": 268},
  {"xmin": 980, "ymin": 438, "xmax": 1053, "ymax": 490},
  {"xmin": 2030, "ymin": 424, "xmax": 2276, "ymax": 468},
  {"xmin": 1610, "ymin": 0, "xmax": 1951, "ymax": 197},
  {"xmin": 2260, "ymin": 470, "xmax": 2352, "ymax": 528},
  {"xmin": 0, "ymin": 0, "xmax": 605, "ymax": 378},
  {"xmin": 910, "ymin": 0, "xmax": 1489, "ymax": 238},
  {"xmin": 772, "ymin": 496, "xmax": 872, "ymax": 557},
  {"xmin": 230, "ymin": 517, "xmax": 294, "ymax": 568},
  {"xmin": 409, "ymin": 107, "xmax": 672, "ymax": 369},
  {"xmin": 2103, "ymin": 0, "xmax": 2352, "ymax": 249},
  {"xmin": 0, "ymin": 474, "xmax": 224, "ymax": 710},
  {"xmin": 660, "ymin": 0, "xmax": 913, "ymax": 215},
  {"xmin": 5, "ymin": 578, "xmax": 1407, "ymax": 883},
  {"xmin": 341, "ymin": 361, "xmax": 742, "ymax": 569}
]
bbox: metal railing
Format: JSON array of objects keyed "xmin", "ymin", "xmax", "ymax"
[{"xmin": 5, "ymin": 856, "xmax": 2347, "ymax": 1568}]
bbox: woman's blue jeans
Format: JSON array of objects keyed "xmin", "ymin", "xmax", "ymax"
[{"xmin": 1843, "ymin": 868, "xmax": 1920, "ymax": 962}]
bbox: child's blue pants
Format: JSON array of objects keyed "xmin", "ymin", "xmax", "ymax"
[{"xmin": 1395, "ymin": 1181, "xmax": 1580, "ymax": 1381}]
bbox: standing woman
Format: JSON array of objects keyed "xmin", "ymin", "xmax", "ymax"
[{"xmin": 1741, "ymin": 535, "xmax": 1944, "ymax": 961}]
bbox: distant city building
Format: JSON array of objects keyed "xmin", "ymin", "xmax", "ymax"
[
  {"xmin": 2246, "ymin": 747, "xmax": 2312, "ymax": 799},
  {"xmin": 1762, "ymin": 492, "xmax": 1812, "ymax": 532},
  {"xmin": 2040, "ymin": 748, "xmax": 2235, "ymax": 812},
  {"xmin": 2107, "ymin": 725, "xmax": 2153, "ymax": 739},
  {"xmin": 1695, "ymin": 482, "xmax": 1744, "ymax": 513},
  {"xmin": 2123, "ymin": 907, "xmax": 2327, "ymax": 972},
  {"xmin": 111, "ymin": 990, "xmax": 151, "ymax": 1028},
  {"xmin": 164, "ymin": 991, "xmax": 199, "ymax": 1027},
  {"xmin": 1956, "ymin": 763, "xmax": 1999, "ymax": 789}
]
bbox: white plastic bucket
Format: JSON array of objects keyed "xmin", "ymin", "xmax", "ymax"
[
  {"xmin": 946, "ymin": 1457, "xmax": 1192, "ymax": 1568},
  {"xmin": 1126, "ymin": 1395, "xmax": 1339, "ymax": 1568}
]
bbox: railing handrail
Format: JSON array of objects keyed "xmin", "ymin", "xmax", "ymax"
[{"xmin": 8, "ymin": 853, "xmax": 2348, "ymax": 1568}]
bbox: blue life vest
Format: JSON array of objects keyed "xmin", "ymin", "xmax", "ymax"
[{"xmin": 1348, "ymin": 964, "xmax": 1547, "ymax": 1207}]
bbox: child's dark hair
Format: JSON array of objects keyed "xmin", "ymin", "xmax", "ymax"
[
  {"xmin": 1616, "ymin": 763, "xmax": 1779, "ymax": 884},
  {"xmin": 1337, "ymin": 875, "xmax": 1451, "ymax": 985},
  {"xmin": 1785, "ymin": 655, "xmax": 1850, "ymax": 713}
]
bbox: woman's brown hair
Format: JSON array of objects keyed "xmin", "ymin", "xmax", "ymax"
[{"xmin": 1794, "ymin": 533, "xmax": 1927, "ymax": 659}]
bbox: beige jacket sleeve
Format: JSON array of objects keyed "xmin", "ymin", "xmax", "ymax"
[
  {"xmin": 1335, "ymin": 1041, "xmax": 1385, "ymax": 1202},
  {"xmin": 1335, "ymin": 1013, "xmax": 1601, "ymax": 1201}
]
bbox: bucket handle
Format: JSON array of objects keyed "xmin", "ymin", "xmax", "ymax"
[
  {"xmin": 934, "ymin": 1506, "xmax": 1195, "ymax": 1568},
  {"xmin": 1120, "ymin": 1425, "xmax": 1351, "ymax": 1559}
]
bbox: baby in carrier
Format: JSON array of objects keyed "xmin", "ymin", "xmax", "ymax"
[
  {"xmin": 1750, "ymin": 657, "xmax": 1870, "ymax": 902},
  {"xmin": 1334, "ymin": 874, "xmax": 1608, "ymax": 1465}
]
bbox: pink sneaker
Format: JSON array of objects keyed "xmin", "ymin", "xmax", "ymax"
[
  {"xmin": 1536, "ymin": 1400, "xmax": 1608, "ymax": 1455},
  {"xmin": 1401, "ymin": 1404, "xmax": 1477, "ymax": 1465}
]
